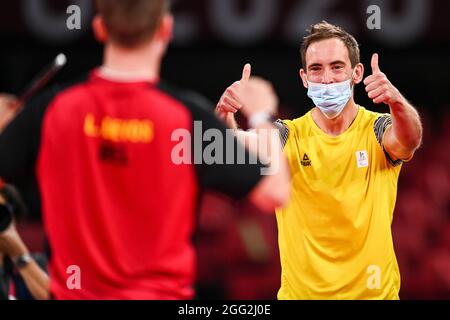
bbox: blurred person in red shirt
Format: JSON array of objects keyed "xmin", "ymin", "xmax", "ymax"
[{"xmin": 0, "ymin": 0, "xmax": 290, "ymax": 299}]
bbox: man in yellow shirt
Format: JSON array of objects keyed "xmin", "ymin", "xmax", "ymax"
[{"xmin": 216, "ymin": 21, "xmax": 423, "ymax": 299}]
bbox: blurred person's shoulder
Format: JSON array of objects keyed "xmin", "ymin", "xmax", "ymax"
[
  {"xmin": 157, "ymin": 80, "xmax": 215, "ymax": 115},
  {"xmin": 23, "ymin": 72, "xmax": 90, "ymax": 114}
]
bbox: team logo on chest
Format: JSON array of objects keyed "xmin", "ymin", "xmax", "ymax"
[
  {"xmin": 300, "ymin": 153, "xmax": 311, "ymax": 166},
  {"xmin": 356, "ymin": 150, "xmax": 369, "ymax": 168}
]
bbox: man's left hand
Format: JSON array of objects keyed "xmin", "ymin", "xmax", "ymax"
[{"xmin": 364, "ymin": 53, "xmax": 404, "ymax": 107}]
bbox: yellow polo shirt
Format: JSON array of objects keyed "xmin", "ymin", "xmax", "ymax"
[{"xmin": 276, "ymin": 106, "xmax": 402, "ymax": 299}]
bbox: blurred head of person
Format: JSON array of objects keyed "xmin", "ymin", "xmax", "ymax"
[{"xmin": 93, "ymin": 0, "xmax": 173, "ymax": 64}]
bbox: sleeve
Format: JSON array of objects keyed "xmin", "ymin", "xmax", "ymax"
[
  {"xmin": 157, "ymin": 81, "xmax": 268, "ymax": 199},
  {"xmin": 274, "ymin": 119, "xmax": 289, "ymax": 148},
  {"xmin": 373, "ymin": 114, "xmax": 403, "ymax": 167},
  {"xmin": 0, "ymin": 73, "xmax": 88, "ymax": 184}
]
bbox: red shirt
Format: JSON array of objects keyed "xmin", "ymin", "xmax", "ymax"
[{"xmin": 0, "ymin": 70, "xmax": 264, "ymax": 299}]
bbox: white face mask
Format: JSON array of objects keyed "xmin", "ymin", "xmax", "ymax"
[{"xmin": 307, "ymin": 72, "xmax": 355, "ymax": 119}]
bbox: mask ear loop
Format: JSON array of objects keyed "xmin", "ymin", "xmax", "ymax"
[{"xmin": 349, "ymin": 68, "xmax": 357, "ymax": 90}]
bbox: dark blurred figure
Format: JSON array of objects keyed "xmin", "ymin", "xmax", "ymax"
[{"xmin": 0, "ymin": 0, "xmax": 289, "ymax": 299}]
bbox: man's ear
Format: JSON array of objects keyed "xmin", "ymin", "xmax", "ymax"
[
  {"xmin": 155, "ymin": 13, "xmax": 174, "ymax": 43},
  {"xmin": 353, "ymin": 63, "xmax": 364, "ymax": 85},
  {"xmin": 92, "ymin": 15, "xmax": 108, "ymax": 44},
  {"xmin": 299, "ymin": 68, "xmax": 308, "ymax": 89}
]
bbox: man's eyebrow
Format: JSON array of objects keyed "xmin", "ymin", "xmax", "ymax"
[
  {"xmin": 308, "ymin": 60, "xmax": 346, "ymax": 69},
  {"xmin": 330, "ymin": 60, "xmax": 346, "ymax": 65}
]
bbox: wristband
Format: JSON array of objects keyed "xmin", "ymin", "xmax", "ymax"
[{"xmin": 14, "ymin": 253, "xmax": 33, "ymax": 270}]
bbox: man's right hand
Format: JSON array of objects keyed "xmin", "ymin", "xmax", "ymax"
[
  {"xmin": 217, "ymin": 65, "xmax": 289, "ymax": 213},
  {"xmin": 216, "ymin": 64, "xmax": 278, "ymax": 124}
]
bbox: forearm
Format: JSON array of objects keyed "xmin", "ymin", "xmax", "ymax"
[
  {"xmin": 234, "ymin": 124, "xmax": 283, "ymax": 167},
  {"xmin": 19, "ymin": 261, "xmax": 50, "ymax": 300},
  {"xmin": 389, "ymin": 97, "xmax": 423, "ymax": 151},
  {"xmin": 253, "ymin": 123, "xmax": 284, "ymax": 172},
  {"xmin": 0, "ymin": 186, "xmax": 49, "ymax": 300},
  {"xmin": 0, "ymin": 231, "xmax": 29, "ymax": 260},
  {"xmin": 242, "ymin": 123, "xmax": 290, "ymax": 211},
  {"xmin": 2, "ymin": 238, "xmax": 50, "ymax": 300}
]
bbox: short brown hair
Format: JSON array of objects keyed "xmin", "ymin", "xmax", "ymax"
[
  {"xmin": 300, "ymin": 21, "xmax": 360, "ymax": 68},
  {"xmin": 96, "ymin": 0, "xmax": 168, "ymax": 48}
]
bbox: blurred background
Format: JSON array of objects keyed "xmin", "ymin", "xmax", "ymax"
[{"xmin": 0, "ymin": 0, "xmax": 449, "ymax": 299}]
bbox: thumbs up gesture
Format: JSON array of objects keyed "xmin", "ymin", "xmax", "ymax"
[
  {"xmin": 364, "ymin": 53, "xmax": 402, "ymax": 106},
  {"xmin": 241, "ymin": 63, "xmax": 251, "ymax": 83},
  {"xmin": 216, "ymin": 64, "xmax": 278, "ymax": 120},
  {"xmin": 216, "ymin": 64, "xmax": 251, "ymax": 116},
  {"xmin": 215, "ymin": 64, "xmax": 250, "ymax": 126}
]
